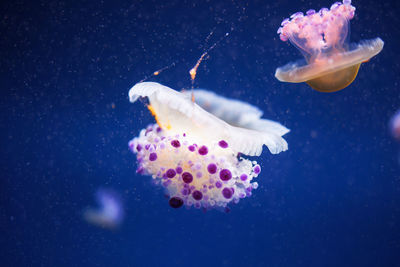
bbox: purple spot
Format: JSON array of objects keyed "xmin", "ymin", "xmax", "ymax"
[
  {"xmin": 240, "ymin": 174, "xmax": 248, "ymax": 181},
  {"xmin": 136, "ymin": 144, "xmax": 142, "ymax": 152},
  {"xmin": 306, "ymin": 9, "xmax": 316, "ymax": 16},
  {"xmin": 198, "ymin": 145, "xmax": 208, "ymax": 155},
  {"xmin": 183, "ymin": 133, "xmax": 186, "ymax": 137},
  {"xmin": 171, "ymin": 140, "xmax": 180, "ymax": 148},
  {"xmin": 207, "ymin": 163, "xmax": 217, "ymax": 174},
  {"xmin": 253, "ymin": 165, "xmax": 261, "ymax": 174},
  {"xmin": 169, "ymin": 197, "xmax": 184, "ymax": 208},
  {"xmin": 166, "ymin": 169, "xmax": 176, "ymax": 178},
  {"xmin": 215, "ymin": 181, "xmax": 222, "ymax": 188},
  {"xmin": 219, "ymin": 169, "xmax": 232, "ymax": 181},
  {"xmin": 222, "ymin": 187, "xmax": 233, "ymax": 199},
  {"xmin": 175, "ymin": 166, "xmax": 183, "ymax": 174},
  {"xmin": 182, "ymin": 172, "xmax": 193, "ymax": 184},
  {"xmin": 218, "ymin": 140, "xmax": 228, "ymax": 148},
  {"xmin": 192, "ymin": 190, "xmax": 203, "ymax": 201},
  {"xmin": 188, "ymin": 145, "xmax": 195, "ymax": 152},
  {"xmin": 181, "ymin": 188, "xmax": 191, "ymax": 195},
  {"xmin": 156, "ymin": 127, "xmax": 162, "ymax": 132},
  {"xmin": 149, "ymin": 153, "xmax": 157, "ymax": 161},
  {"xmin": 145, "ymin": 144, "xmax": 150, "ymax": 150}
]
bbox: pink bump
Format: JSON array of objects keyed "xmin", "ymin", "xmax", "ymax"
[
  {"xmin": 166, "ymin": 169, "xmax": 176, "ymax": 178},
  {"xmin": 253, "ymin": 165, "xmax": 261, "ymax": 175},
  {"xmin": 218, "ymin": 140, "xmax": 228, "ymax": 148},
  {"xmin": 149, "ymin": 153, "xmax": 157, "ymax": 161},
  {"xmin": 222, "ymin": 188, "xmax": 233, "ymax": 199},
  {"xmin": 219, "ymin": 169, "xmax": 232, "ymax": 181},
  {"xmin": 171, "ymin": 140, "xmax": 180, "ymax": 148},
  {"xmin": 175, "ymin": 166, "xmax": 183, "ymax": 174},
  {"xmin": 192, "ymin": 190, "xmax": 203, "ymax": 201},
  {"xmin": 207, "ymin": 163, "xmax": 217, "ymax": 174},
  {"xmin": 198, "ymin": 145, "xmax": 208, "ymax": 155},
  {"xmin": 182, "ymin": 172, "xmax": 193, "ymax": 184}
]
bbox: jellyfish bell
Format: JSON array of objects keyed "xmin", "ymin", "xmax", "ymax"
[
  {"xmin": 128, "ymin": 82, "xmax": 289, "ymax": 210},
  {"xmin": 181, "ymin": 89, "xmax": 289, "ymax": 137},
  {"xmin": 276, "ymin": 0, "xmax": 384, "ymax": 93},
  {"xmin": 276, "ymin": 38, "xmax": 384, "ymax": 92},
  {"xmin": 129, "ymin": 82, "xmax": 289, "ymax": 156}
]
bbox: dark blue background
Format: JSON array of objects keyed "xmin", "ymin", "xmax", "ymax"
[{"xmin": 1, "ymin": 0, "xmax": 400, "ymax": 266}]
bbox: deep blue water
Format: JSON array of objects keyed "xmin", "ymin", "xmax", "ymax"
[{"xmin": 1, "ymin": 0, "xmax": 400, "ymax": 266}]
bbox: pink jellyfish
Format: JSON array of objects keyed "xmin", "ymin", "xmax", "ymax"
[{"xmin": 276, "ymin": 0, "xmax": 384, "ymax": 92}]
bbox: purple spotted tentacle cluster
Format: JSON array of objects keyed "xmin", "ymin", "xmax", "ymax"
[{"xmin": 129, "ymin": 124, "xmax": 262, "ymax": 210}]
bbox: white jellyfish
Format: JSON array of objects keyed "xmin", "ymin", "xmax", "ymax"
[{"xmin": 128, "ymin": 82, "xmax": 289, "ymax": 210}]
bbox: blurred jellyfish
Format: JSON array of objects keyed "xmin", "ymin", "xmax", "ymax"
[
  {"xmin": 128, "ymin": 82, "xmax": 289, "ymax": 211},
  {"xmin": 83, "ymin": 189, "xmax": 124, "ymax": 229},
  {"xmin": 276, "ymin": 0, "xmax": 384, "ymax": 92},
  {"xmin": 390, "ymin": 110, "xmax": 400, "ymax": 142}
]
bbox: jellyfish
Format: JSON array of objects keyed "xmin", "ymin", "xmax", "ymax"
[
  {"xmin": 276, "ymin": 0, "xmax": 384, "ymax": 92},
  {"xmin": 390, "ymin": 110, "xmax": 400, "ymax": 142},
  {"xmin": 83, "ymin": 189, "xmax": 124, "ymax": 229},
  {"xmin": 128, "ymin": 82, "xmax": 289, "ymax": 210}
]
